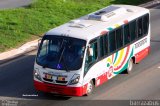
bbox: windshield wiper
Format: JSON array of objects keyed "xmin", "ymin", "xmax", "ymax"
[{"xmin": 57, "ymin": 46, "xmax": 69, "ymax": 72}]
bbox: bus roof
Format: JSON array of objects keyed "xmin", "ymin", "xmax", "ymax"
[{"xmin": 45, "ymin": 5, "xmax": 149, "ymax": 41}]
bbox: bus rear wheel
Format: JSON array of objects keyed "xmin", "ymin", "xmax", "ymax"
[
  {"xmin": 126, "ymin": 59, "xmax": 133, "ymax": 74},
  {"xmin": 86, "ymin": 80, "xmax": 94, "ymax": 96}
]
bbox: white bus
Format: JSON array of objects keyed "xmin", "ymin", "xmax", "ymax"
[{"xmin": 34, "ymin": 5, "xmax": 150, "ymax": 96}]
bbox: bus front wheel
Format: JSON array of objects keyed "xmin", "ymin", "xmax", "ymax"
[{"xmin": 86, "ymin": 80, "xmax": 94, "ymax": 96}]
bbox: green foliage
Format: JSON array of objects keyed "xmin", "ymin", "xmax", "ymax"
[{"xmin": 0, "ymin": 0, "xmax": 150, "ymax": 52}]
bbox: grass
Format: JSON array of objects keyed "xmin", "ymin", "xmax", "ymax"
[{"xmin": 0, "ymin": 0, "xmax": 151, "ymax": 52}]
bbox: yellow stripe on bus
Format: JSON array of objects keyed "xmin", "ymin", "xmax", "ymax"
[
  {"xmin": 107, "ymin": 57, "xmax": 112, "ymax": 64},
  {"xmin": 114, "ymin": 49, "xmax": 125, "ymax": 67}
]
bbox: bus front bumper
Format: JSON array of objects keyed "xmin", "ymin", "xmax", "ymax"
[{"xmin": 34, "ymin": 80, "xmax": 86, "ymax": 96}]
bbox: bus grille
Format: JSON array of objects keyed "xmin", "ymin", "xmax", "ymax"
[
  {"xmin": 56, "ymin": 80, "xmax": 68, "ymax": 84},
  {"xmin": 43, "ymin": 78, "xmax": 53, "ymax": 82}
]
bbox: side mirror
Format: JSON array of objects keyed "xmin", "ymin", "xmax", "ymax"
[{"xmin": 38, "ymin": 39, "xmax": 42, "ymax": 47}]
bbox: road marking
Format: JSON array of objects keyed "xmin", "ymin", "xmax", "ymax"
[{"xmin": 158, "ymin": 66, "xmax": 160, "ymax": 69}]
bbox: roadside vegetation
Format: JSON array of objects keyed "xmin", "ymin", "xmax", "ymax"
[{"xmin": 0, "ymin": 0, "xmax": 151, "ymax": 52}]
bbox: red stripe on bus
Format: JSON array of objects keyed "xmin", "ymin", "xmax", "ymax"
[
  {"xmin": 34, "ymin": 80, "xmax": 85, "ymax": 96},
  {"xmin": 96, "ymin": 72, "xmax": 108, "ymax": 87},
  {"xmin": 135, "ymin": 46, "xmax": 150, "ymax": 63}
]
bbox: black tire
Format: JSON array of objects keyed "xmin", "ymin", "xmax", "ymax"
[
  {"xmin": 126, "ymin": 59, "xmax": 133, "ymax": 74},
  {"xmin": 86, "ymin": 80, "xmax": 94, "ymax": 96}
]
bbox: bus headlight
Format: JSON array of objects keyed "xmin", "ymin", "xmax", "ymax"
[
  {"xmin": 69, "ymin": 74, "xmax": 80, "ymax": 85},
  {"xmin": 34, "ymin": 69, "xmax": 42, "ymax": 81}
]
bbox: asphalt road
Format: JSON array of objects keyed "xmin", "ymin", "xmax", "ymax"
[
  {"xmin": 0, "ymin": 0, "xmax": 32, "ymax": 9},
  {"xmin": 0, "ymin": 5, "xmax": 160, "ymax": 106}
]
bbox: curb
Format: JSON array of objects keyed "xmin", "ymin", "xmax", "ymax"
[
  {"xmin": 0, "ymin": 39, "xmax": 39, "ymax": 65},
  {"xmin": 0, "ymin": 0, "xmax": 160, "ymax": 65}
]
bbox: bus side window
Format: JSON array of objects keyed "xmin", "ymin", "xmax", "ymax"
[
  {"xmin": 137, "ymin": 17, "xmax": 143, "ymax": 38},
  {"xmin": 130, "ymin": 20, "xmax": 137, "ymax": 41},
  {"xmin": 109, "ymin": 31, "xmax": 116, "ymax": 53},
  {"xmin": 143, "ymin": 14, "xmax": 149, "ymax": 35},
  {"xmin": 124, "ymin": 24, "xmax": 130, "ymax": 45},
  {"xmin": 99, "ymin": 34, "xmax": 108, "ymax": 57},
  {"xmin": 116, "ymin": 27, "xmax": 123, "ymax": 49},
  {"xmin": 99, "ymin": 36, "xmax": 104, "ymax": 57}
]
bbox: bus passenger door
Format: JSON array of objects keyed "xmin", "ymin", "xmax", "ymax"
[{"xmin": 84, "ymin": 39, "xmax": 98, "ymax": 76}]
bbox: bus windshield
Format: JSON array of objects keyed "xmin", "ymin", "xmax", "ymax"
[{"xmin": 36, "ymin": 35, "xmax": 86, "ymax": 71}]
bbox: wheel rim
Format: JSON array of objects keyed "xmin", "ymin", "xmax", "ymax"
[
  {"xmin": 128, "ymin": 59, "xmax": 133, "ymax": 72},
  {"xmin": 87, "ymin": 82, "xmax": 93, "ymax": 94}
]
